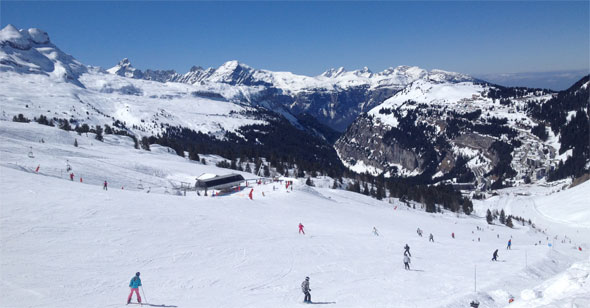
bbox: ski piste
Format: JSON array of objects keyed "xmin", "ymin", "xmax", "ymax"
[{"xmin": 1, "ymin": 97, "xmax": 589, "ymax": 306}]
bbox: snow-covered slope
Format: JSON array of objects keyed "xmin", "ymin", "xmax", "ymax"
[
  {"xmin": 1, "ymin": 121, "xmax": 589, "ymax": 308},
  {"xmin": 0, "ymin": 70, "xmax": 266, "ymax": 138}
]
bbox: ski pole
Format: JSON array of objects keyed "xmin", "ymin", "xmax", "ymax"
[{"xmin": 141, "ymin": 286, "xmax": 148, "ymax": 304}]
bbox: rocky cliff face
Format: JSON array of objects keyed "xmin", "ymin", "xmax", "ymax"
[{"xmin": 335, "ymin": 115, "xmax": 422, "ymax": 175}]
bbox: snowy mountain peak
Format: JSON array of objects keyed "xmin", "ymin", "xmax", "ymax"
[
  {"xmin": 27, "ymin": 28, "xmax": 50, "ymax": 44},
  {"xmin": 1, "ymin": 24, "xmax": 35, "ymax": 50},
  {"xmin": 0, "ymin": 24, "xmax": 86, "ymax": 85},
  {"xmin": 0, "ymin": 25, "xmax": 52, "ymax": 50},
  {"xmin": 321, "ymin": 67, "xmax": 347, "ymax": 78},
  {"xmin": 189, "ymin": 65, "xmax": 204, "ymax": 72},
  {"xmin": 208, "ymin": 60, "xmax": 263, "ymax": 85},
  {"xmin": 428, "ymin": 69, "xmax": 475, "ymax": 83},
  {"xmin": 107, "ymin": 58, "xmax": 143, "ymax": 78}
]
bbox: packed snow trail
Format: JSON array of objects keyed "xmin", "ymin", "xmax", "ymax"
[{"xmin": 1, "ymin": 122, "xmax": 589, "ymax": 307}]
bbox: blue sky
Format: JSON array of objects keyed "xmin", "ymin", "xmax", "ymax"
[{"xmin": 1, "ymin": 1, "xmax": 588, "ymax": 88}]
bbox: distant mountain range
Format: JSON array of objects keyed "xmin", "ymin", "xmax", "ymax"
[
  {"xmin": 106, "ymin": 57, "xmax": 475, "ymax": 131},
  {"xmin": 2, "ymin": 24, "xmax": 588, "ymax": 187}
]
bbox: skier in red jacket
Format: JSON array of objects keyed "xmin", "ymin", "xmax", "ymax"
[{"xmin": 299, "ymin": 223, "xmax": 305, "ymax": 235}]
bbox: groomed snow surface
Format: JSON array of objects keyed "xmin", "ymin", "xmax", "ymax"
[{"xmin": 1, "ymin": 121, "xmax": 589, "ymax": 308}]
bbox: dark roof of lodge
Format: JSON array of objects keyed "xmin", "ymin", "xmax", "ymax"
[{"xmin": 195, "ymin": 173, "xmax": 245, "ymax": 189}]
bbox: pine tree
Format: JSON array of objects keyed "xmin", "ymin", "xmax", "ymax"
[
  {"xmin": 189, "ymin": 150, "xmax": 200, "ymax": 161},
  {"xmin": 74, "ymin": 138, "xmax": 78, "ymax": 147},
  {"xmin": 486, "ymin": 209, "xmax": 493, "ymax": 224},
  {"xmin": 499, "ymin": 209, "xmax": 506, "ymax": 224},
  {"xmin": 141, "ymin": 137, "xmax": 150, "ymax": 151},
  {"xmin": 462, "ymin": 199, "xmax": 473, "ymax": 215},
  {"xmin": 201, "ymin": 158, "xmax": 207, "ymax": 165},
  {"xmin": 263, "ymin": 165, "xmax": 270, "ymax": 177},
  {"xmin": 332, "ymin": 180, "xmax": 338, "ymax": 189},
  {"xmin": 376, "ymin": 184, "xmax": 384, "ymax": 200},
  {"xmin": 95, "ymin": 125, "xmax": 103, "ymax": 141},
  {"xmin": 245, "ymin": 163, "xmax": 252, "ymax": 173},
  {"xmin": 362, "ymin": 183, "xmax": 370, "ymax": 195},
  {"xmin": 305, "ymin": 177, "xmax": 314, "ymax": 187},
  {"xmin": 506, "ymin": 216, "xmax": 513, "ymax": 228}
]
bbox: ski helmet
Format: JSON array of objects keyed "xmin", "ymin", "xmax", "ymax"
[
  {"xmin": 305, "ymin": 276, "xmax": 309, "ymax": 280},
  {"xmin": 136, "ymin": 272, "xmax": 140, "ymax": 277}
]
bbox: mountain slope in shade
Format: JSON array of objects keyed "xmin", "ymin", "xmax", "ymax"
[{"xmin": 335, "ymin": 77, "xmax": 569, "ymax": 187}]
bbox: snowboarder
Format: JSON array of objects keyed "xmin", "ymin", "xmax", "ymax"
[
  {"xmin": 492, "ymin": 249, "xmax": 499, "ymax": 261},
  {"xmin": 404, "ymin": 254, "xmax": 411, "ymax": 270},
  {"xmin": 373, "ymin": 227, "xmax": 379, "ymax": 236},
  {"xmin": 507, "ymin": 239, "xmax": 512, "ymax": 250},
  {"xmin": 299, "ymin": 223, "xmax": 305, "ymax": 235},
  {"xmin": 127, "ymin": 272, "xmax": 142, "ymax": 304},
  {"xmin": 429, "ymin": 233, "xmax": 434, "ymax": 242},
  {"xmin": 103, "ymin": 180, "xmax": 108, "ymax": 190},
  {"xmin": 301, "ymin": 276, "xmax": 311, "ymax": 303},
  {"xmin": 404, "ymin": 244, "xmax": 411, "ymax": 257}
]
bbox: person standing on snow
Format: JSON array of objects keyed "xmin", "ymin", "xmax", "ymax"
[
  {"xmin": 403, "ymin": 254, "xmax": 411, "ymax": 270},
  {"xmin": 373, "ymin": 227, "xmax": 379, "ymax": 236},
  {"xmin": 70, "ymin": 173, "xmax": 74, "ymax": 181},
  {"xmin": 507, "ymin": 239, "xmax": 512, "ymax": 250},
  {"xmin": 492, "ymin": 249, "xmax": 499, "ymax": 261},
  {"xmin": 299, "ymin": 223, "xmax": 305, "ymax": 235},
  {"xmin": 301, "ymin": 276, "xmax": 311, "ymax": 303},
  {"xmin": 103, "ymin": 180, "xmax": 108, "ymax": 190},
  {"xmin": 404, "ymin": 244, "xmax": 411, "ymax": 257},
  {"xmin": 429, "ymin": 233, "xmax": 434, "ymax": 242},
  {"xmin": 127, "ymin": 272, "xmax": 142, "ymax": 304}
]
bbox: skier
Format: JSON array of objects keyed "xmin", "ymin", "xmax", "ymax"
[
  {"xmin": 416, "ymin": 228, "xmax": 422, "ymax": 237},
  {"xmin": 299, "ymin": 223, "xmax": 305, "ymax": 235},
  {"xmin": 403, "ymin": 254, "xmax": 411, "ymax": 270},
  {"xmin": 507, "ymin": 239, "xmax": 512, "ymax": 250},
  {"xmin": 103, "ymin": 180, "xmax": 108, "ymax": 190},
  {"xmin": 70, "ymin": 173, "xmax": 74, "ymax": 181},
  {"xmin": 301, "ymin": 276, "xmax": 311, "ymax": 303},
  {"xmin": 492, "ymin": 249, "xmax": 499, "ymax": 261},
  {"xmin": 452, "ymin": 232, "xmax": 455, "ymax": 239},
  {"xmin": 127, "ymin": 272, "xmax": 142, "ymax": 304},
  {"xmin": 373, "ymin": 226, "xmax": 379, "ymax": 236},
  {"xmin": 429, "ymin": 233, "xmax": 434, "ymax": 242},
  {"xmin": 404, "ymin": 244, "xmax": 411, "ymax": 257}
]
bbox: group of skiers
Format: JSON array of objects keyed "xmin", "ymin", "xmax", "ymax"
[{"xmin": 126, "ymin": 226, "xmax": 577, "ymax": 305}]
